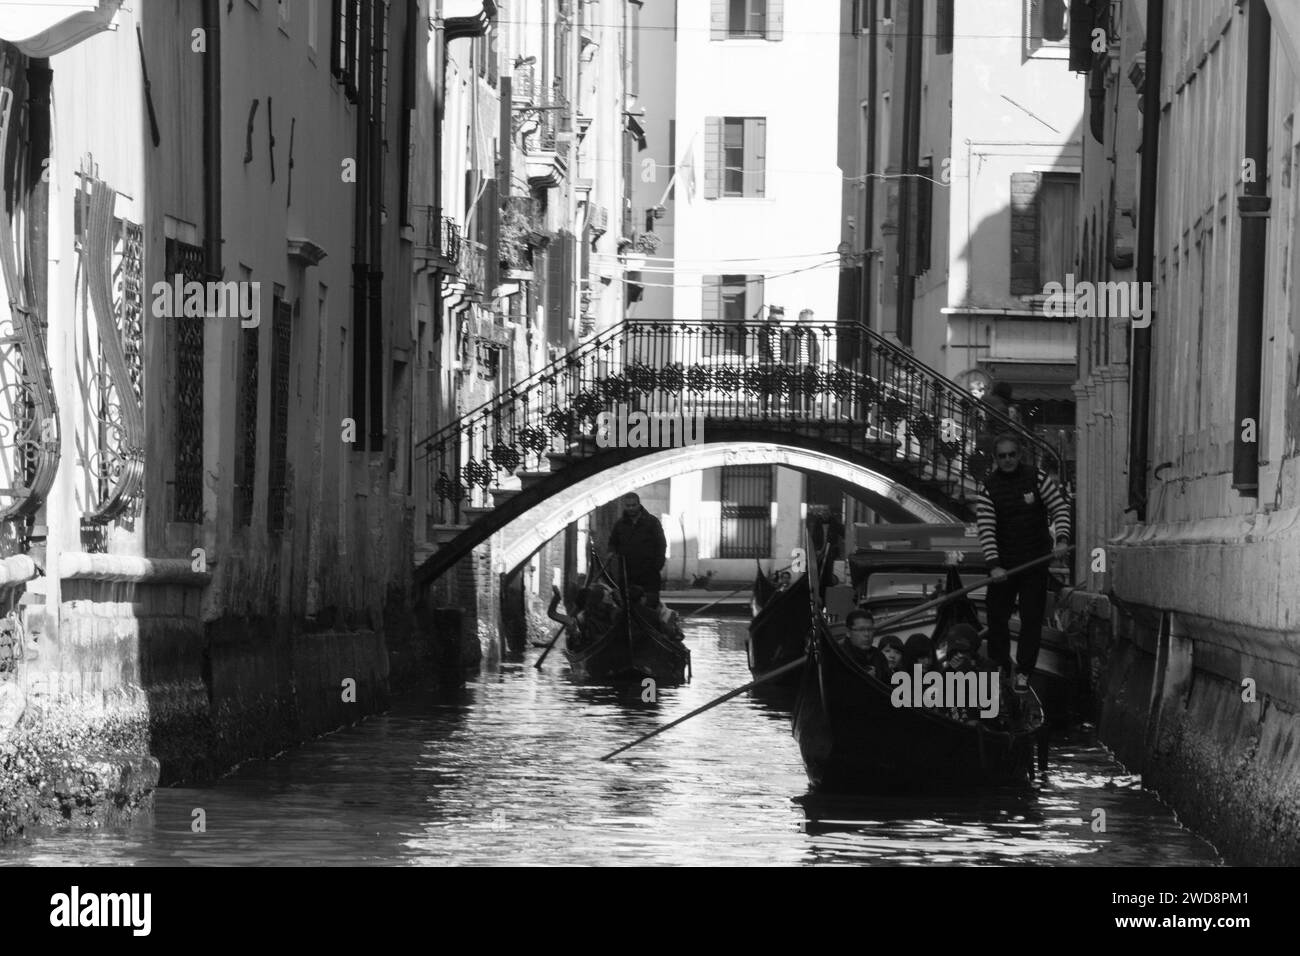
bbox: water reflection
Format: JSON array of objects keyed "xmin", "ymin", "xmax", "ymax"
[{"xmin": 0, "ymin": 617, "xmax": 1219, "ymax": 866}]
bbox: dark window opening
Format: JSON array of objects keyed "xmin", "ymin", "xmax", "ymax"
[{"xmin": 719, "ymin": 465, "xmax": 773, "ymax": 558}]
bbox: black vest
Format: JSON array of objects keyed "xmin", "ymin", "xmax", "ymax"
[{"xmin": 983, "ymin": 465, "xmax": 1051, "ymax": 564}]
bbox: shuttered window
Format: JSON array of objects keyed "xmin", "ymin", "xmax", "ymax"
[
  {"xmin": 711, "ymin": 0, "xmax": 782, "ymax": 40},
  {"xmin": 546, "ymin": 232, "xmax": 575, "ymax": 344},
  {"xmin": 705, "ymin": 116, "xmax": 766, "ymax": 199},
  {"xmin": 1010, "ymin": 170, "xmax": 1079, "ymax": 294},
  {"xmin": 1025, "ymin": 0, "xmax": 1070, "ymax": 56},
  {"xmin": 268, "ymin": 295, "xmax": 293, "ymax": 533},
  {"xmin": 702, "ymin": 275, "xmax": 763, "ymax": 356}
]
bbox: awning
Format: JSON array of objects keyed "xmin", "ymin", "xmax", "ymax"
[
  {"xmin": 978, "ymin": 360, "xmax": 1077, "ymax": 402},
  {"xmin": 0, "ymin": 0, "xmax": 123, "ymax": 57}
]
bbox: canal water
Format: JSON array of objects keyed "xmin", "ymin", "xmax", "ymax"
[{"xmin": 1, "ymin": 617, "xmax": 1220, "ymax": 866}]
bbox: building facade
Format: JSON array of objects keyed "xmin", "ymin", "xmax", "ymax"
[
  {"xmin": 841, "ymin": 0, "xmax": 1084, "ymax": 513},
  {"xmin": 1059, "ymin": 0, "xmax": 1300, "ymax": 863}
]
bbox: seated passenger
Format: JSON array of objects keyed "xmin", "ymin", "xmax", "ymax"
[
  {"xmin": 548, "ymin": 585, "xmax": 587, "ymax": 649},
  {"xmin": 939, "ymin": 625, "xmax": 1002, "ymax": 721},
  {"xmin": 841, "ymin": 609, "xmax": 890, "ymax": 680},
  {"xmin": 903, "ymin": 633, "xmax": 936, "ymax": 672},
  {"xmin": 656, "ymin": 603, "xmax": 684, "ymax": 640},
  {"xmin": 876, "ymin": 634, "xmax": 906, "ymax": 675}
]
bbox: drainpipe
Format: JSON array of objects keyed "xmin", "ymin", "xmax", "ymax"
[
  {"xmin": 895, "ymin": 0, "xmax": 923, "ymax": 347},
  {"xmin": 860, "ymin": 0, "xmax": 878, "ymax": 338},
  {"xmin": 1127, "ymin": 0, "xmax": 1162, "ymax": 519},
  {"xmin": 368, "ymin": 0, "xmax": 387, "ymax": 451},
  {"xmin": 1233, "ymin": 0, "xmax": 1271, "ymax": 495},
  {"xmin": 353, "ymin": 0, "xmax": 372, "ymax": 448},
  {"xmin": 201, "ymin": 0, "xmax": 222, "ymax": 278}
]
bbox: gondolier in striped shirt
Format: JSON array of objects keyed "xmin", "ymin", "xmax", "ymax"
[{"xmin": 974, "ymin": 433, "xmax": 1071, "ymax": 695}]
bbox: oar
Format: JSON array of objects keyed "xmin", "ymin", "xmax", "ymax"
[
  {"xmin": 533, "ymin": 623, "xmax": 566, "ymax": 669},
  {"xmin": 681, "ymin": 563, "xmax": 794, "ymax": 620},
  {"xmin": 870, "ymin": 549, "xmax": 1071, "ymax": 632},
  {"xmin": 599, "ymin": 656, "xmax": 807, "ymax": 761},
  {"xmin": 598, "ymin": 548, "xmax": 1071, "ymax": 761}
]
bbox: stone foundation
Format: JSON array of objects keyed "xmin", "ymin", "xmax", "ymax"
[
  {"xmin": 1, "ymin": 579, "xmax": 454, "ymax": 840},
  {"xmin": 1056, "ymin": 587, "xmax": 1300, "ymax": 865}
]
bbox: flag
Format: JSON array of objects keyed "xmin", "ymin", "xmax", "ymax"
[{"xmin": 681, "ymin": 135, "xmax": 697, "ymax": 203}]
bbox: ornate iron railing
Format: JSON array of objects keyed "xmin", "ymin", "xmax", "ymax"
[
  {"xmin": 411, "ymin": 204, "xmax": 462, "ymax": 265},
  {"xmin": 78, "ymin": 170, "xmax": 145, "ymax": 523},
  {"xmin": 0, "ymin": 81, "xmax": 60, "ymax": 522},
  {"xmin": 415, "ymin": 319, "xmax": 1068, "ymax": 528}
]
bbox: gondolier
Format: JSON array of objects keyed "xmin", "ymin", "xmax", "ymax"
[
  {"xmin": 974, "ymin": 433, "xmax": 1071, "ymax": 695},
  {"xmin": 608, "ymin": 493, "xmax": 667, "ymax": 604}
]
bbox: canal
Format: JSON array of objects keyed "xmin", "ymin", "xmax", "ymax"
[{"xmin": 1, "ymin": 617, "xmax": 1221, "ymax": 866}]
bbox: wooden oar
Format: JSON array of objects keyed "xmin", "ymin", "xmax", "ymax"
[
  {"xmin": 533, "ymin": 623, "xmax": 566, "ymax": 669},
  {"xmin": 598, "ymin": 548, "xmax": 1071, "ymax": 761},
  {"xmin": 683, "ymin": 562, "xmax": 795, "ymax": 620},
  {"xmin": 599, "ymin": 656, "xmax": 808, "ymax": 761},
  {"xmin": 870, "ymin": 549, "xmax": 1071, "ymax": 632}
]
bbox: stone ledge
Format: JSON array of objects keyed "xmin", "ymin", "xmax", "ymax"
[
  {"xmin": 0, "ymin": 555, "xmax": 39, "ymax": 589},
  {"xmin": 59, "ymin": 553, "xmax": 211, "ymax": 585}
]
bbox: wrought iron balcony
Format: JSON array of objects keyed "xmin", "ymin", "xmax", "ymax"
[{"xmin": 411, "ymin": 205, "xmax": 462, "ymax": 268}]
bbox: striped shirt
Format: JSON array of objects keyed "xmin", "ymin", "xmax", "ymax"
[{"xmin": 974, "ymin": 467, "xmax": 1071, "ymax": 567}]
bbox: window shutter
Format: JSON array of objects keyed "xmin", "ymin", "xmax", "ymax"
[
  {"xmin": 1009, "ymin": 172, "xmax": 1042, "ymax": 294},
  {"xmin": 768, "ymin": 0, "xmax": 783, "ymax": 40},
  {"xmin": 560, "ymin": 233, "xmax": 575, "ymax": 336},
  {"xmin": 936, "ymin": 0, "xmax": 953, "ymax": 54},
  {"xmin": 547, "ymin": 241, "xmax": 566, "ymax": 342},
  {"xmin": 1068, "ymin": 0, "xmax": 1095, "ymax": 71},
  {"xmin": 744, "ymin": 117, "xmax": 766, "ymax": 197},
  {"xmin": 702, "ymin": 275, "xmax": 722, "ymax": 323},
  {"xmin": 912, "ymin": 157, "xmax": 933, "ymax": 275},
  {"xmin": 704, "ymin": 116, "xmax": 723, "ymax": 200},
  {"xmin": 710, "ymin": 0, "xmax": 727, "ymax": 40},
  {"xmin": 745, "ymin": 276, "xmax": 765, "ymax": 320}
]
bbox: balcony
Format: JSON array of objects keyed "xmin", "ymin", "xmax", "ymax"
[
  {"xmin": 512, "ymin": 63, "xmax": 536, "ymax": 104},
  {"xmin": 500, "ymin": 195, "xmax": 547, "ymax": 273},
  {"xmin": 459, "ymin": 239, "xmax": 487, "ymax": 293},
  {"xmin": 517, "ymin": 89, "xmax": 571, "ymax": 189},
  {"xmin": 411, "ymin": 205, "xmax": 461, "ymax": 270}
]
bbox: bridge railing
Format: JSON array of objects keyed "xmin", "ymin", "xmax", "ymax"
[{"xmin": 415, "ymin": 319, "xmax": 1067, "ymax": 528}]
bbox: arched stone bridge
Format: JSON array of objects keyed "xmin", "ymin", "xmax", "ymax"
[{"xmin": 413, "ymin": 319, "xmax": 1066, "ymax": 585}]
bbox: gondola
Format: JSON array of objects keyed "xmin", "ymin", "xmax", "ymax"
[
  {"xmin": 747, "ymin": 570, "xmax": 812, "ymax": 686},
  {"xmin": 751, "ymin": 560, "xmax": 777, "ymax": 617},
  {"xmin": 564, "ymin": 604, "xmax": 691, "ymax": 686},
  {"xmin": 791, "ymin": 613, "xmax": 1045, "ymax": 791},
  {"xmin": 789, "ymin": 532, "xmax": 1046, "ymax": 791}
]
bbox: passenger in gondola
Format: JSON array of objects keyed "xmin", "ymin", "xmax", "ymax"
[
  {"xmin": 903, "ymin": 633, "xmax": 936, "ymax": 672},
  {"xmin": 547, "ymin": 585, "xmax": 588, "ymax": 650},
  {"xmin": 875, "ymin": 634, "xmax": 906, "ymax": 675},
  {"xmin": 939, "ymin": 625, "xmax": 1003, "ymax": 721},
  {"xmin": 777, "ymin": 570, "xmax": 793, "ymax": 591},
  {"xmin": 842, "ymin": 610, "xmax": 889, "ymax": 680}
]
